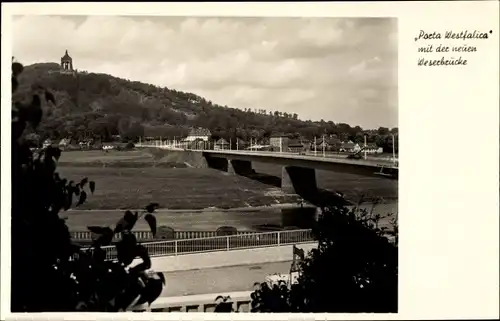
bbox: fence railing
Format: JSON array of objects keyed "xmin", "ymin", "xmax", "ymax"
[
  {"xmin": 80, "ymin": 229, "xmax": 314, "ymax": 260},
  {"xmin": 71, "ymin": 230, "xmax": 271, "ymax": 242}
]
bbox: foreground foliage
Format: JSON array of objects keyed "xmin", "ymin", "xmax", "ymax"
[
  {"xmin": 245, "ymin": 203, "xmax": 398, "ymax": 313},
  {"xmin": 213, "ymin": 200, "xmax": 398, "ymax": 313},
  {"xmin": 11, "ymin": 61, "xmax": 164, "ymax": 312}
]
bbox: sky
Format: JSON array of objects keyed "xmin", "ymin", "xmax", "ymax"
[{"xmin": 12, "ymin": 15, "xmax": 398, "ymax": 129}]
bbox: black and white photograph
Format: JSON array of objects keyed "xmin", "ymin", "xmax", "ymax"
[
  {"xmin": 9, "ymin": 14, "xmax": 399, "ymax": 313},
  {"xmin": 4, "ymin": 1, "xmax": 500, "ymax": 319}
]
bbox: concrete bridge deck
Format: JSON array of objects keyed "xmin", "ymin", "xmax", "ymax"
[
  {"xmin": 202, "ymin": 149, "xmax": 397, "ymax": 176},
  {"xmin": 138, "ymin": 145, "xmax": 397, "ymax": 198},
  {"xmin": 203, "ymin": 149, "xmax": 396, "ymax": 167}
]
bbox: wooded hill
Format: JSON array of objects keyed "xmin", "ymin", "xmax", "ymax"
[{"xmin": 14, "ymin": 63, "xmax": 398, "ymax": 150}]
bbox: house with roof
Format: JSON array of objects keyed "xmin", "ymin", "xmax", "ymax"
[
  {"xmin": 287, "ymin": 139, "xmax": 306, "ymax": 153},
  {"xmin": 315, "ymin": 137, "xmax": 342, "ymax": 152},
  {"xmin": 362, "ymin": 144, "xmax": 383, "ymax": 154},
  {"xmin": 270, "ymin": 133, "xmax": 289, "ymax": 152},
  {"xmin": 340, "ymin": 141, "xmax": 360, "ymax": 153},
  {"xmin": 188, "ymin": 138, "xmax": 208, "ymax": 150},
  {"xmin": 58, "ymin": 138, "xmax": 71, "ymax": 149},
  {"xmin": 235, "ymin": 138, "xmax": 247, "ymax": 150},
  {"xmin": 214, "ymin": 138, "xmax": 229, "ymax": 150},
  {"xmin": 184, "ymin": 128, "xmax": 211, "ymax": 142}
]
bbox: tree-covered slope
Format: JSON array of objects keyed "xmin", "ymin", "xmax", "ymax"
[{"xmin": 14, "ymin": 62, "xmax": 397, "ymax": 148}]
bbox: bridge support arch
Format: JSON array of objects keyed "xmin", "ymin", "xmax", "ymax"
[
  {"xmin": 227, "ymin": 159, "xmax": 254, "ymax": 175},
  {"xmin": 281, "ymin": 166, "xmax": 318, "ymax": 196},
  {"xmin": 204, "ymin": 155, "xmax": 228, "ymax": 171}
]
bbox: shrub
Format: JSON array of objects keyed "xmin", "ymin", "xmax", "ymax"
[
  {"xmin": 10, "ymin": 61, "xmax": 165, "ymax": 312},
  {"xmin": 156, "ymin": 226, "xmax": 175, "ymax": 240},
  {"xmin": 216, "ymin": 226, "xmax": 237, "ymax": 236},
  {"xmin": 248, "ymin": 201, "xmax": 398, "ymax": 313},
  {"xmin": 214, "ymin": 295, "xmax": 234, "ymax": 312}
]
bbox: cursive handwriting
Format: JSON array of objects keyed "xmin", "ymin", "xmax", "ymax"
[{"xmin": 415, "ymin": 29, "xmax": 492, "ymax": 42}]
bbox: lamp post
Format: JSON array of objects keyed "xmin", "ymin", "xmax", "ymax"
[
  {"xmin": 392, "ymin": 134, "xmax": 397, "ymax": 166},
  {"xmin": 322, "ymin": 135, "xmax": 325, "ymax": 157},
  {"xmin": 364, "ymin": 135, "xmax": 367, "ymax": 160}
]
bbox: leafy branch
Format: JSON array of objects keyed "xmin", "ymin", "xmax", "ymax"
[{"xmin": 11, "ymin": 61, "xmax": 165, "ymax": 312}]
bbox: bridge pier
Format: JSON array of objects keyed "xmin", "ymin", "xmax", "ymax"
[
  {"xmin": 227, "ymin": 159, "xmax": 254, "ymax": 175},
  {"xmin": 281, "ymin": 166, "xmax": 318, "ymax": 196},
  {"xmin": 205, "ymin": 155, "xmax": 228, "ymax": 171}
]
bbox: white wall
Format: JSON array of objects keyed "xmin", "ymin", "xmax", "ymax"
[
  {"xmin": 185, "ymin": 135, "xmax": 210, "ymax": 142},
  {"xmin": 134, "ymin": 243, "xmax": 318, "ymax": 273},
  {"xmin": 135, "ymin": 291, "xmax": 253, "ymax": 312}
]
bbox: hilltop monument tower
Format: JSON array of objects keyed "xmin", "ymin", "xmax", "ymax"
[{"xmin": 61, "ymin": 50, "xmax": 74, "ymax": 71}]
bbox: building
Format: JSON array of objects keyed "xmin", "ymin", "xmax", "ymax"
[
  {"xmin": 188, "ymin": 138, "xmax": 208, "ymax": 150},
  {"xmin": 315, "ymin": 137, "xmax": 342, "ymax": 152},
  {"xmin": 79, "ymin": 139, "xmax": 93, "ymax": 149},
  {"xmin": 214, "ymin": 138, "xmax": 229, "ymax": 150},
  {"xmin": 61, "ymin": 50, "xmax": 74, "ymax": 71},
  {"xmin": 300, "ymin": 138, "xmax": 311, "ymax": 150},
  {"xmin": 235, "ymin": 138, "xmax": 247, "ymax": 150},
  {"xmin": 58, "ymin": 138, "xmax": 71, "ymax": 149},
  {"xmin": 185, "ymin": 128, "xmax": 211, "ymax": 142},
  {"xmin": 269, "ymin": 134, "xmax": 289, "ymax": 152},
  {"xmin": 340, "ymin": 141, "xmax": 358, "ymax": 153},
  {"xmin": 287, "ymin": 140, "xmax": 306, "ymax": 153},
  {"xmin": 362, "ymin": 144, "xmax": 383, "ymax": 154}
]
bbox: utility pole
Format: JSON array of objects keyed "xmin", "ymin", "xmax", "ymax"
[
  {"xmin": 314, "ymin": 136, "xmax": 317, "ymax": 156},
  {"xmin": 237, "ymin": 139, "xmax": 239, "ymax": 151},
  {"xmin": 280, "ymin": 136, "xmax": 283, "ymax": 153},
  {"xmin": 322, "ymin": 135, "xmax": 325, "ymax": 157},
  {"xmin": 392, "ymin": 134, "xmax": 396, "ymax": 165},
  {"xmin": 364, "ymin": 135, "xmax": 367, "ymax": 160}
]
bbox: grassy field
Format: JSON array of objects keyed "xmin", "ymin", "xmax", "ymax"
[{"xmin": 57, "ymin": 149, "xmax": 398, "ymax": 211}]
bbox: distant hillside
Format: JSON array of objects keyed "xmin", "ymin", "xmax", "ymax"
[{"xmin": 14, "ymin": 62, "xmax": 397, "ymax": 149}]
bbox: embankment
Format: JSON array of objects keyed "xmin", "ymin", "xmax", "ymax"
[{"xmin": 144, "ymin": 148, "xmax": 209, "ymax": 168}]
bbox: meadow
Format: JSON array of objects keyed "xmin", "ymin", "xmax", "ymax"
[{"xmin": 57, "ymin": 149, "xmax": 398, "ymax": 211}]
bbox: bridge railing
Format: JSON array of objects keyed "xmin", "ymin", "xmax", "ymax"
[
  {"xmin": 79, "ymin": 229, "xmax": 314, "ymax": 260},
  {"xmin": 136, "ymin": 143, "xmax": 398, "ymax": 165},
  {"xmin": 71, "ymin": 230, "xmax": 266, "ymax": 242}
]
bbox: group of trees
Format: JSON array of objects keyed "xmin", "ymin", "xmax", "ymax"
[
  {"xmin": 243, "ymin": 107, "xmax": 299, "ymax": 120},
  {"xmin": 15, "ymin": 63, "xmax": 398, "ymax": 153}
]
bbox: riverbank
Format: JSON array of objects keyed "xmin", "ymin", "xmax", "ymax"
[
  {"xmin": 64, "ymin": 201, "xmax": 397, "ymax": 232},
  {"xmin": 66, "ymin": 202, "xmax": 316, "ymax": 214}
]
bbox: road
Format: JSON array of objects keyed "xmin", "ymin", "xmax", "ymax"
[
  {"xmin": 139, "ymin": 145, "xmax": 398, "ymax": 169},
  {"xmin": 160, "ymin": 261, "xmax": 293, "ymax": 297},
  {"xmin": 63, "ymin": 202, "xmax": 397, "ymax": 232}
]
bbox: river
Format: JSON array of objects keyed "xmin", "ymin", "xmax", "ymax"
[{"xmin": 63, "ymin": 202, "xmax": 397, "ymax": 232}]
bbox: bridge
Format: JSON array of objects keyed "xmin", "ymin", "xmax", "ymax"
[{"xmin": 138, "ymin": 145, "xmax": 398, "ymax": 196}]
